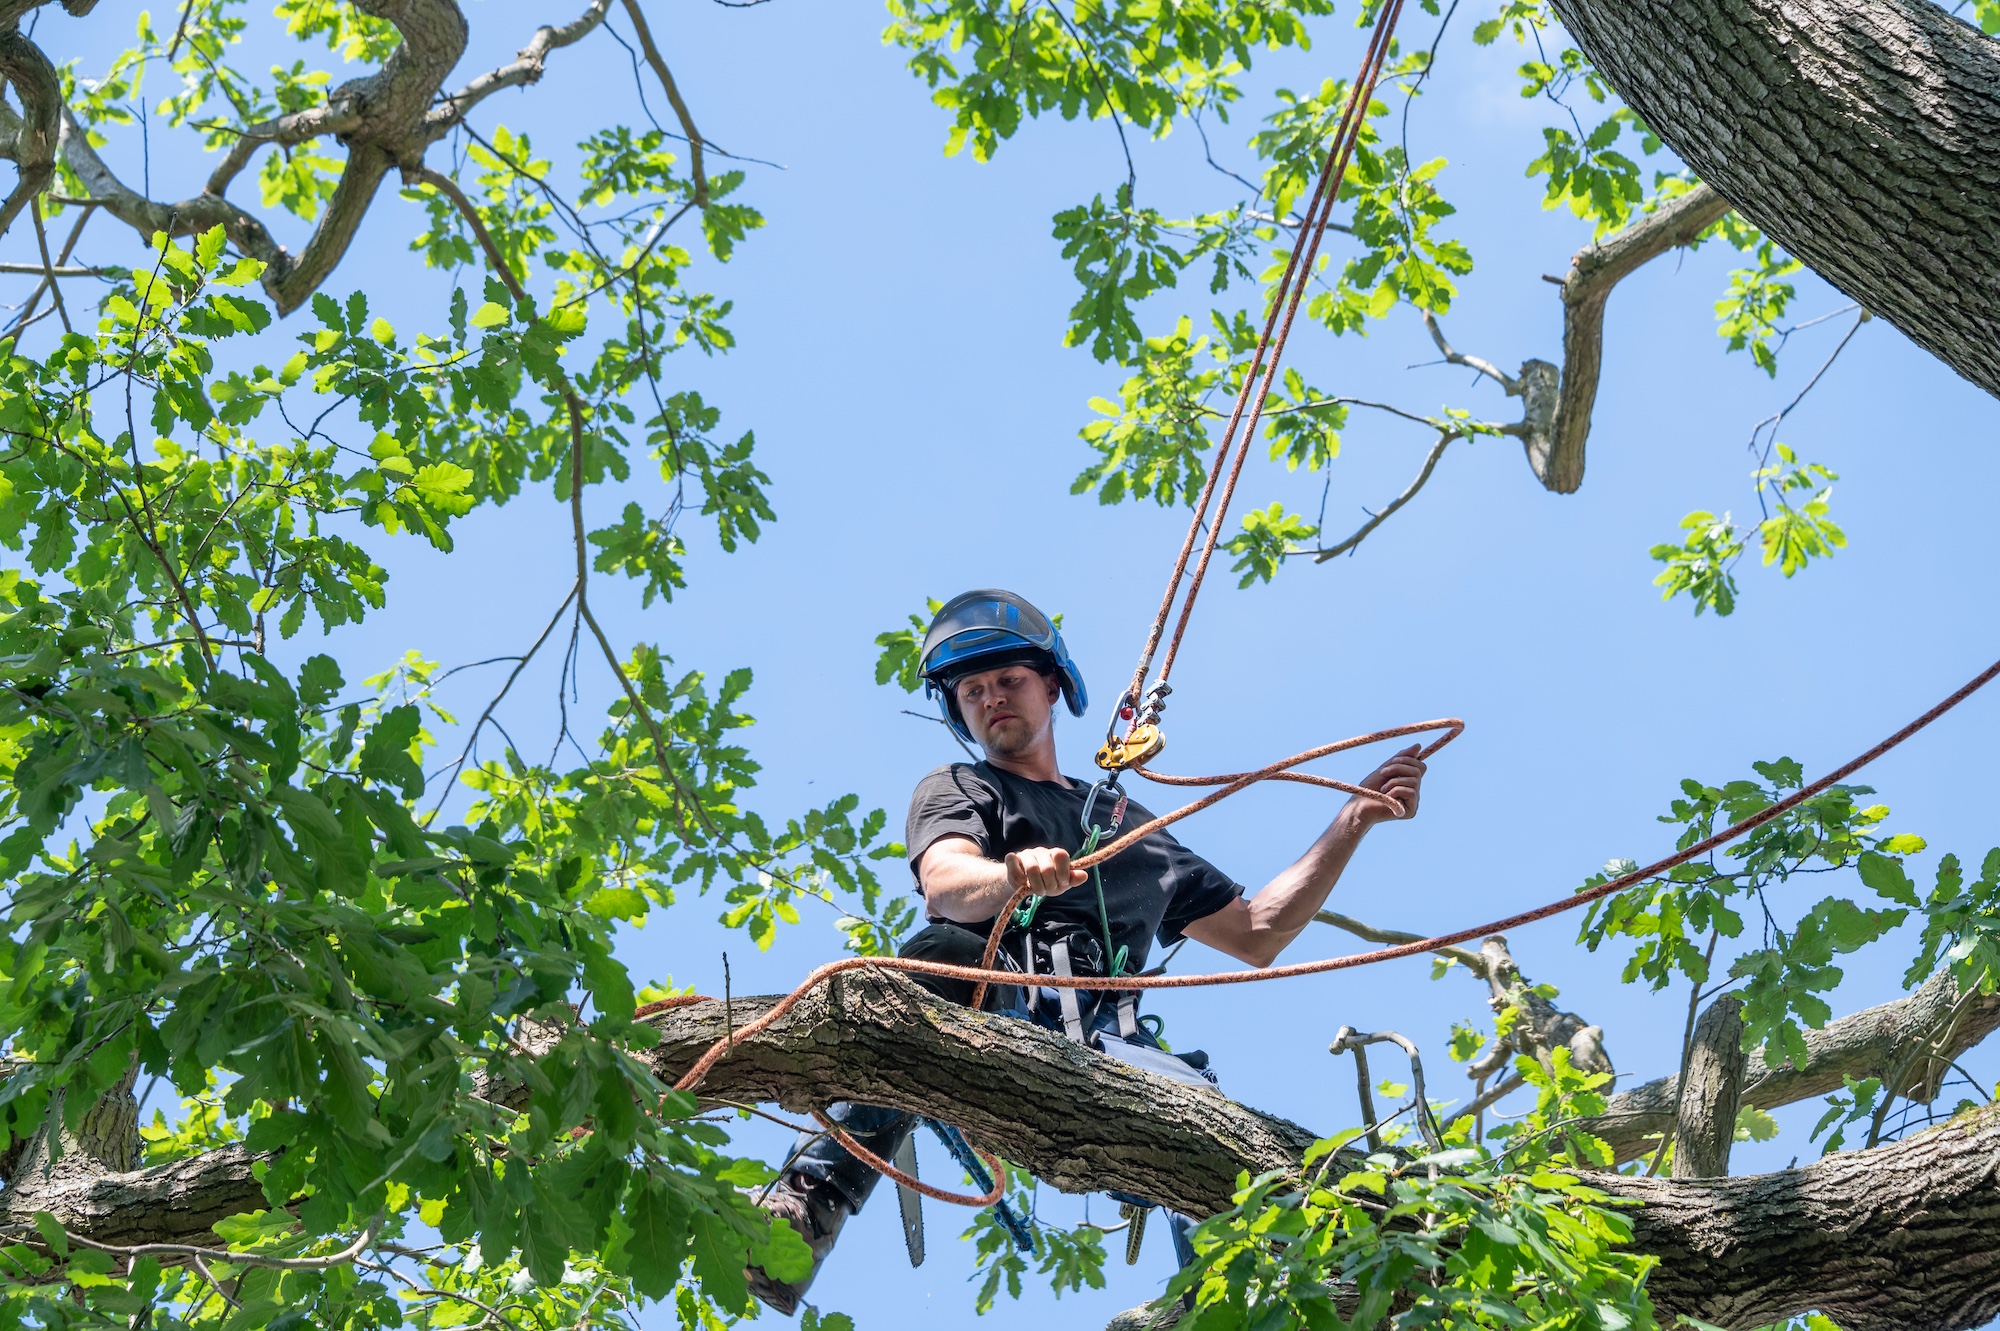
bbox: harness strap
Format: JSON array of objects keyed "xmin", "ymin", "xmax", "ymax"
[
  {"xmin": 1117, "ymin": 992, "xmax": 1138, "ymax": 1041},
  {"xmin": 1049, "ymin": 939, "xmax": 1087, "ymax": 1043}
]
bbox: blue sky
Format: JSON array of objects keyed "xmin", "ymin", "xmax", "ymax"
[{"xmin": 23, "ymin": 0, "xmax": 2000, "ymax": 1325}]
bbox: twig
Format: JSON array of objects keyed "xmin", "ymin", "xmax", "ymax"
[
  {"xmin": 1311, "ymin": 430, "xmax": 1458, "ymax": 561},
  {"xmin": 0, "ymin": 261, "xmax": 118, "ymax": 277},
  {"xmin": 618, "ymin": 0, "xmax": 709, "ymax": 207},
  {"xmin": 27, "ymin": 199, "xmax": 69, "ymax": 335},
  {"xmin": 53, "ymin": 1212, "xmax": 382, "ymax": 1271},
  {"xmin": 1313, "ymin": 909, "xmax": 1486, "ymax": 974},
  {"xmin": 1423, "ymin": 309, "xmax": 1516, "ymax": 393},
  {"xmin": 423, "ymin": 583, "xmax": 580, "ymax": 825},
  {"xmin": 188, "ymin": 1253, "xmax": 241, "ymax": 1309}
]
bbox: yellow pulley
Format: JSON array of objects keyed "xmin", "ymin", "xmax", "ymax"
[{"xmin": 1094, "ymin": 723, "xmax": 1164, "ymax": 772}]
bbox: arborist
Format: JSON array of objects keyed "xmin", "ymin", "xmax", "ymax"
[{"xmin": 747, "ymin": 589, "xmax": 1425, "ymax": 1314}]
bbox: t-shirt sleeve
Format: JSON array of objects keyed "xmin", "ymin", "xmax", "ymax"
[
  {"xmin": 904, "ymin": 764, "xmax": 999, "ymax": 889},
  {"xmin": 1155, "ymin": 837, "xmax": 1245, "ymax": 945}
]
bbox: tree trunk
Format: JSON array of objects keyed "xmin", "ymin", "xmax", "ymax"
[{"xmin": 1547, "ymin": 0, "xmax": 2000, "ymax": 398}]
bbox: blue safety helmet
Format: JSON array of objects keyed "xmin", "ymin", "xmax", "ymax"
[{"xmin": 920, "ymin": 589, "xmax": 1088, "ymax": 743}]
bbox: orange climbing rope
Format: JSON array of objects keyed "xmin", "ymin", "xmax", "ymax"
[{"xmin": 1115, "ymin": 0, "xmax": 1412, "ymax": 731}]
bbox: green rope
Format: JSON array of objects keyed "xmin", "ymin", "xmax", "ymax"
[
  {"xmin": 1080, "ymin": 824, "xmax": 1127, "ymax": 978},
  {"xmin": 1013, "ymin": 817, "xmax": 1126, "ymax": 977}
]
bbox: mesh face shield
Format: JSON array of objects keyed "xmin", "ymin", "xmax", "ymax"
[{"xmin": 918, "ymin": 589, "xmax": 1088, "ymax": 743}]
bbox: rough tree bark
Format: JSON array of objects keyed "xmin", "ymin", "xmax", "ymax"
[
  {"xmin": 1591, "ymin": 965, "xmax": 2000, "ymax": 1163},
  {"xmin": 1671, "ymin": 994, "xmax": 1745, "ymax": 1179},
  {"xmin": 1549, "ymin": 0, "xmax": 2000, "ymax": 399},
  {"xmin": 17, "ymin": 971, "xmax": 2000, "ymax": 1330}
]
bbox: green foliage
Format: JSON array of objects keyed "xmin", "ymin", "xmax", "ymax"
[
  {"xmin": 1578, "ymin": 758, "xmax": 1916, "ymax": 1068},
  {"xmin": 1651, "ymin": 447, "xmax": 1843, "ymax": 616},
  {"xmin": 1809, "ymin": 1075, "xmax": 1884, "ymax": 1155},
  {"xmin": 893, "ymin": 0, "xmax": 1808, "ymax": 605},
  {"xmin": 1052, "ymin": 187, "xmax": 1254, "ymax": 365},
  {"xmin": 962, "ymin": 1164, "xmax": 1108, "ymax": 1314},
  {"xmin": 884, "ymin": 0, "xmax": 1335, "ymax": 163},
  {"xmin": 1650, "ymin": 511, "xmax": 1744, "ymax": 616},
  {"xmin": 1075, "ymin": 316, "xmax": 1227, "ymax": 508},
  {"xmin": 1712, "ymin": 219, "xmax": 1803, "ymax": 375},
  {"xmin": 0, "ymin": 54, "xmax": 895, "ymax": 1317},
  {"xmin": 1225, "ymin": 502, "xmax": 1318, "ymax": 586},
  {"xmin": 1526, "ymin": 107, "xmax": 1649, "ymax": 237},
  {"xmin": 1899, "ymin": 848, "xmax": 2000, "ymax": 994},
  {"xmin": 875, "ymin": 597, "xmax": 945, "ymax": 693},
  {"xmin": 1754, "ymin": 445, "xmax": 1844, "ymax": 578},
  {"xmin": 1163, "ymin": 1051, "xmax": 1654, "ymax": 1330}
]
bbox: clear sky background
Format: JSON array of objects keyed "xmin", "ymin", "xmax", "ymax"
[{"xmin": 22, "ymin": 0, "xmax": 2000, "ymax": 1325}]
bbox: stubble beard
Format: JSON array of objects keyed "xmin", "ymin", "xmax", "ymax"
[{"xmin": 979, "ymin": 718, "xmax": 1046, "ymax": 762}]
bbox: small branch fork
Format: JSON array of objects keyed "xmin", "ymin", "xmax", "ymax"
[
  {"xmin": 0, "ymin": 0, "xmax": 713, "ymax": 316},
  {"xmin": 1330, "ymin": 1025, "xmax": 1443, "ymax": 1154}
]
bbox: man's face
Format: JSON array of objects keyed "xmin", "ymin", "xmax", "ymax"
[{"xmin": 953, "ymin": 663, "xmax": 1060, "ymax": 758}]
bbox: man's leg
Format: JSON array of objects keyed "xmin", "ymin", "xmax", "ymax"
[{"xmin": 748, "ymin": 922, "xmax": 1012, "ymax": 1315}]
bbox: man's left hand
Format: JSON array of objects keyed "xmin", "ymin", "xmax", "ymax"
[{"xmin": 1350, "ymin": 743, "xmax": 1425, "ymax": 826}]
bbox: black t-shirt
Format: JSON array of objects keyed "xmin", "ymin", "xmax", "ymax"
[{"xmin": 905, "ymin": 762, "xmax": 1244, "ymax": 974}]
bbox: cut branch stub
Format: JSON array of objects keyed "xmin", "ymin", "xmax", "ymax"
[
  {"xmin": 1478, "ymin": 934, "xmax": 1612, "ymax": 1078},
  {"xmin": 1524, "ymin": 183, "xmax": 1733, "ymax": 493}
]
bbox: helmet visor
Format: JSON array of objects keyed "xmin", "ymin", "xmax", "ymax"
[{"xmin": 920, "ymin": 591, "xmax": 1058, "ymax": 679}]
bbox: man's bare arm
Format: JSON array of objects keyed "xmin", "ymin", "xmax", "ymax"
[
  {"xmin": 1181, "ymin": 745, "xmax": 1425, "ymax": 968},
  {"xmin": 917, "ymin": 836, "xmax": 1088, "ymax": 926}
]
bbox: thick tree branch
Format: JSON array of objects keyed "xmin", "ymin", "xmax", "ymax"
[
  {"xmin": 15, "ymin": 971, "xmax": 2000, "ymax": 1329},
  {"xmin": 0, "ymin": 0, "xmax": 623, "ymax": 315},
  {"xmin": 1547, "ymin": 0, "xmax": 2000, "ymax": 400},
  {"xmin": 1591, "ymin": 966, "xmax": 2000, "ymax": 1164},
  {"xmin": 1414, "ymin": 186, "xmax": 1730, "ymax": 498},
  {"xmin": 0, "ymin": 28, "xmax": 59, "ymax": 242}
]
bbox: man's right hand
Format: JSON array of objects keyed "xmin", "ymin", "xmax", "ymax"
[{"xmin": 1004, "ymin": 846, "xmax": 1088, "ymax": 898}]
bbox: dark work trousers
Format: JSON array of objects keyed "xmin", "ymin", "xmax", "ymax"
[{"xmin": 784, "ymin": 922, "xmax": 1200, "ymax": 1269}]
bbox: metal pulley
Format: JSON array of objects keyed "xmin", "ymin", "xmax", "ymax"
[
  {"xmin": 1095, "ymin": 723, "xmax": 1164, "ymax": 772},
  {"xmin": 1095, "ymin": 681, "xmax": 1172, "ymax": 772}
]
